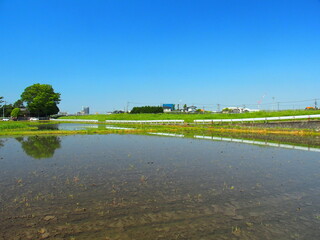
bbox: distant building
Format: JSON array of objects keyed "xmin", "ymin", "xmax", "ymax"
[
  {"xmin": 58, "ymin": 111, "xmax": 68, "ymax": 116},
  {"xmin": 163, "ymin": 104, "xmax": 175, "ymax": 112},
  {"xmin": 186, "ymin": 106, "xmax": 197, "ymax": 112},
  {"xmin": 113, "ymin": 110, "xmax": 125, "ymax": 114},
  {"xmin": 83, "ymin": 107, "xmax": 89, "ymax": 115},
  {"xmin": 15, "ymin": 107, "xmax": 30, "ymax": 120},
  {"xmin": 77, "ymin": 106, "xmax": 90, "ymax": 115},
  {"xmin": 223, "ymin": 107, "xmax": 260, "ymax": 113}
]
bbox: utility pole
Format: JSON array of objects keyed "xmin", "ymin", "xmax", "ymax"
[
  {"xmin": 272, "ymin": 97, "xmax": 275, "ymax": 111},
  {"xmin": 217, "ymin": 104, "xmax": 220, "ymax": 112},
  {"xmin": 277, "ymin": 102, "xmax": 280, "ymax": 111},
  {"xmin": 315, "ymin": 99, "xmax": 318, "ymax": 109}
]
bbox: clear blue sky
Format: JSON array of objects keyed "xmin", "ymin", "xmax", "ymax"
[{"xmin": 1, "ymin": 0, "xmax": 320, "ymax": 113}]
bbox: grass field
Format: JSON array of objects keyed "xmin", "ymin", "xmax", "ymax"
[
  {"xmin": 1, "ymin": 109, "xmax": 320, "ymax": 137},
  {"xmin": 0, "ymin": 121, "xmax": 35, "ymax": 131},
  {"xmin": 59, "ymin": 110, "xmax": 320, "ymax": 122},
  {"xmin": 0, "ymin": 121, "xmax": 56, "ymax": 132}
]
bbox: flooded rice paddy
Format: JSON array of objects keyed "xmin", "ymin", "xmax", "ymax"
[{"xmin": 1, "ymin": 134, "xmax": 320, "ymax": 239}]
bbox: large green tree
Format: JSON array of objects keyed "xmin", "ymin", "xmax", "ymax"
[
  {"xmin": 21, "ymin": 84, "xmax": 61, "ymax": 117},
  {"xmin": 13, "ymin": 99, "xmax": 24, "ymax": 108}
]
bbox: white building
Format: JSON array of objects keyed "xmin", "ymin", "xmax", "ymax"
[{"xmin": 224, "ymin": 107, "xmax": 260, "ymax": 113}]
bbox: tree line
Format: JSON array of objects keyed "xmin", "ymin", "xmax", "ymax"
[
  {"xmin": 1, "ymin": 83, "xmax": 61, "ymax": 118},
  {"xmin": 130, "ymin": 106, "xmax": 164, "ymax": 114}
]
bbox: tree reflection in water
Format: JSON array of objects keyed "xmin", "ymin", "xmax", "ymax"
[{"xmin": 16, "ymin": 136, "xmax": 61, "ymax": 159}]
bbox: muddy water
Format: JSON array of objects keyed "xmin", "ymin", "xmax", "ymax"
[{"xmin": 0, "ymin": 135, "xmax": 320, "ymax": 240}]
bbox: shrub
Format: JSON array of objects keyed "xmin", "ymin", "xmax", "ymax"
[{"xmin": 11, "ymin": 108, "xmax": 20, "ymax": 118}]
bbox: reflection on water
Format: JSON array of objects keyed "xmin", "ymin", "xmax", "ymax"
[
  {"xmin": 194, "ymin": 135, "xmax": 320, "ymax": 153},
  {"xmin": 36, "ymin": 124, "xmax": 59, "ymax": 130},
  {"xmin": 36, "ymin": 123, "xmax": 99, "ymax": 131},
  {"xmin": 36, "ymin": 123, "xmax": 135, "ymax": 131},
  {"xmin": 147, "ymin": 131, "xmax": 320, "ymax": 151},
  {"xmin": 106, "ymin": 126, "xmax": 134, "ymax": 130},
  {"xmin": 149, "ymin": 132, "xmax": 184, "ymax": 137},
  {"xmin": 0, "ymin": 135, "xmax": 320, "ymax": 239},
  {"xmin": 15, "ymin": 136, "xmax": 61, "ymax": 159}
]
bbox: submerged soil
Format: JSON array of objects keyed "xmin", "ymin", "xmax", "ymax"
[{"xmin": 0, "ymin": 135, "xmax": 320, "ymax": 239}]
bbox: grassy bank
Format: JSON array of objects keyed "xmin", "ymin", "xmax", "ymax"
[{"xmin": 58, "ymin": 110, "xmax": 320, "ymax": 122}]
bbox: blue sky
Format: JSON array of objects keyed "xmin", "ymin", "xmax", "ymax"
[{"xmin": 1, "ymin": 0, "xmax": 320, "ymax": 113}]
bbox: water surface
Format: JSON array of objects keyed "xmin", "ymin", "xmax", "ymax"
[
  {"xmin": 36, "ymin": 123, "xmax": 99, "ymax": 131},
  {"xmin": 36, "ymin": 123, "xmax": 134, "ymax": 131},
  {"xmin": 0, "ymin": 135, "xmax": 320, "ymax": 239}
]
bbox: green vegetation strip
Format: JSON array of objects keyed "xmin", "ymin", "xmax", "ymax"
[
  {"xmin": 1, "ymin": 121, "xmax": 320, "ymax": 137},
  {"xmin": 0, "ymin": 129, "xmax": 145, "ymax": 136},
  {"xmin": 0, "ymin": 122, "xmax": 37, "ymax": 131},
  {"xmin": 58, "ymin": 110, "xmax": 320, "ymax": 123}
]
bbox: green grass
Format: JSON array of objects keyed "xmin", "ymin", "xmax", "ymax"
[
  {"xmin": 1, "ymin": 119, "xmax": 320, "ymax": 138},
  {"xmin": 0, "ymin": 120, "xmax": 54, "ymax": 131},
  {"xmin": 1, "ymin": 121, "xmax": 319, "ymax": 137},
  {"xmin": 0, "ymin": 121, "xmax": 33, "ymax": 130},
  {"xmin": 58, "ymin": 110, "xmax": 320, "ymax": 123}
]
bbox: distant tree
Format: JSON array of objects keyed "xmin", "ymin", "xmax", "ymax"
[
  {"xmin": 0, "ymin": 96, "xmax": 3, "ymax": 116},
  {"xmin": 13, "ymin": 99, "xmax": 24, "ymax": 108},
  {"xmin": 222, "ymin": 108, "xmax": 232, "ymax": 113},
  {"xmin": 0, "ymin": 96, "xmax": 4, "ymax": 113},
  {"xmin": 21, "ymin": 83, "xmax": 61, "ymax": 117},
  {"xmin": 130, "ymin": 106, "xmax": 163, "ymax": 114},
  {"xmin": 11, "ymin": 108, "xmax": 20, "ymax": 118},
  {"xmin": 0, "ymin": 97, "xmax": 4, "ymax": 116},
  {"xmin": 0, "ymin": 103, "xmax": 13, "ymax": 117}
]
